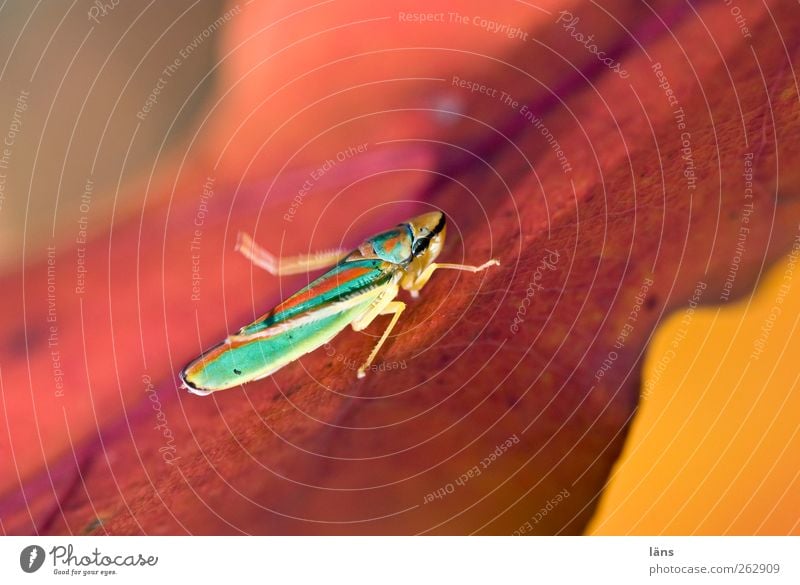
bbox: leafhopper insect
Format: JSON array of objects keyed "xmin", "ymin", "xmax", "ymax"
[{"xmin": 180, "ymin": 211, "xmax": 499, "ymax": 395}]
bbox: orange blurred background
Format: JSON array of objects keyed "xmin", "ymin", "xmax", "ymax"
[{"xmin": 593, "ymin": 252, "xmax": 800, "ymax": 534}]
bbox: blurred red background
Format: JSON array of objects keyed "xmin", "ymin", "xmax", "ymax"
[{"xmin": 1, "ymin": 0, "xmax": 798, "ymax": 534}]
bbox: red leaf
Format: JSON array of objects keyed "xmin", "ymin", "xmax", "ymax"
[{"xmin": 2, "ymin": 0, "xmax": 799, "ymax": 534}]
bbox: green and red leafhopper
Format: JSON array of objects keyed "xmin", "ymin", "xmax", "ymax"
[{"xmin": 179, "ymin": 211, "xmax": 499, "ymax": 395}]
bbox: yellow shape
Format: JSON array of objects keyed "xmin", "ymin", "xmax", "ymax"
[{"xmin": 590, "ymin": 247, "xmax": 800, "ymax": 535}]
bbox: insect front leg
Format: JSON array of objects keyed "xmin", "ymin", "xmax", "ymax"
[
  {"xmin": 406, "ymin": 259, "xmax": 500, "ymax": 298},
  {"xmin": 236, "ymin": 232, "xmax": 347, "ymax": 276},
  {"xmin": 351, "ymin": 284, "xmax": 404, "ymax": 378},
  {"xmin": 354, "ymin": 301, "xmax": 406, "ymax": 379}
]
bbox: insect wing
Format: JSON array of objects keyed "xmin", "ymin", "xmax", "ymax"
[
  {"xmin": 180, "ymin": 297, "xmax": 378, "ymax": 394},
  {"xmin": 181, "ymin": 259, "xmax": 396, "ymax": 394},
  {"xmin": 240, "ymin": 259, "xmax": 393, "ymax": 335}
]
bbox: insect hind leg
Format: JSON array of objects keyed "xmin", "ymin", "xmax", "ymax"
[
  {"xmin": 356, "ymin": 301, "xmax": 406, "ymax": 379},
  {"xmin": 236, "ymin": 232, "xmax": 347, "ymax": 276}
]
